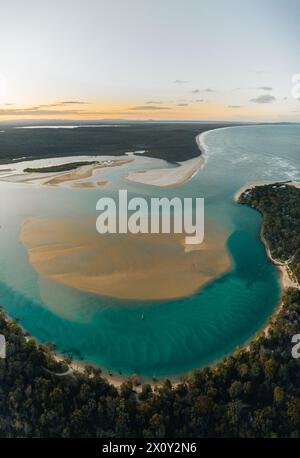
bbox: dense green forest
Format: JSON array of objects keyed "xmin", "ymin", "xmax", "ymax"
[
  {"xmin": 239, "ymin": 183, "xmax": 300, "ymax": 284},
  {"xmin": 0, "ymin": 184, "xmax": 299, "ymax": 438},
  {"xmin": 0, "ymin": 122, "xmax": 239, "ymax": 164},
  {"xmin": 24, "ymin": 161, "xmax": 98, "ymax": 173}
]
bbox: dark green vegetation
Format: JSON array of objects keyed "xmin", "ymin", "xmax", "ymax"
[
  {"xmin": 239, "ymin": 183, "xmax": 300, "ymax": 284},
  {"xmin": 0, "ymin": 184, "xmax": 299, "ymax": 438},
  {"xmin": 0, "ymin": 122, "xmax": 240, "ymax": 164},
  {"xmin": 24, "ymin": 161, "xmax": 98, "ymax": 174}
]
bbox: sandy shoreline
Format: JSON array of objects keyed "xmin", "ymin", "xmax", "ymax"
[
  {"xmin": 2, "ymin": 307, "xmax": 184, "ymax": 389},
  {"xmin": 235, "ymin": 181, "xmax": 300, "ymax": 341},
  {"xmin": 235, "ymin": 181, "xmax": 300, "ymax": 292},
  {"xmin": 0, "ymin": 157, "xmax": 133, "ymax": 188},
  {"xmin": 52, "ymin": 352, "xmax": 191, "ymax": 389},
  {"xmin": 125, "ymin": 131, "xmax": 206, "ymax": 188}
]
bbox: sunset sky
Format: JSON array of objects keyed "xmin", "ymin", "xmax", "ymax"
[{"xmin": 0, "ymin": 0, "xmax": 300, "ymax": 121}]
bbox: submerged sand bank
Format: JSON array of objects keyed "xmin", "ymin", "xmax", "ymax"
[
  {"xmin": 71, "ymin": 180, "xmax": 108, "ymax": 189},
  {"xmin": 20, "ymin": 217, "xmax": 230, "ymax": 301},
  {"xmin": 126, "ymin": 156, "xmax": 204, "ymax": 188}
]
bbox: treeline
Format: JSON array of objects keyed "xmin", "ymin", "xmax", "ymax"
[
  {"xmin": 239, "ymin": 183, "xmax": 300, "ymax": 283},
  {"xmin": 0, "ymin": 184, "xmax": 299, "ymax": 438},
  {"xmin": 0, "ymin": 123, "xmax": 231, "ymax": 164},
  {"xmin": 24, "ymin": 161, "xmax": 98, "ymax": 174}
]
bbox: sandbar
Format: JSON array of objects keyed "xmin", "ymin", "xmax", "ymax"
[
  {"xmin": 126, "ymin": 156, "xmax": 203, "ymax": 188},
  {"xmin": 20, "ymin": 217, "xmax": 230, "ymax": 301},
  {"xmin": 43, "ymin": 159, "xmax": 132, "ymax": 186}
]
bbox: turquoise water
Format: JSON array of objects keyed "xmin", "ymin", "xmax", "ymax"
[{"xmin": 0, "ymin": 124, "xmax": 299, "ymax": 377}]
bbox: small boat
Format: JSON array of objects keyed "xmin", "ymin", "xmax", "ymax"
[{"xmin": 141, "ymin": 314, "xmax": 145, "ymax": 320}]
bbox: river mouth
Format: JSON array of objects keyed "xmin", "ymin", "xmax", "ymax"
[{"xmin": 1, "ymin": 124, "xmax": 299, "ymax": 377}]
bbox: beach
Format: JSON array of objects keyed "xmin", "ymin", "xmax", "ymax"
[
  {"xmin": 235, "ymin": 181, "xmax": 300, "ymax": 293},
  {"xmin": 45, "ymin": 348, "xmax": 190, "ymax": 389}
]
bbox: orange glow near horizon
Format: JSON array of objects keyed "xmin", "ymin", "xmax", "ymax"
[{"xmin": 0, "ymin": 100, "xmax": 293, "ymax": 122}]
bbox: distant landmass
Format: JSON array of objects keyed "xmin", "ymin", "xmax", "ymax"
[{"xmin": 0, "ymin": 122, "xmax": 244, "ymax": 164}]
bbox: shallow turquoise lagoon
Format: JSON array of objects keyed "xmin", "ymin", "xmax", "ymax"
[{"xmin": 0, "ymin": 124, "xmax": 299, "ymax": 377}]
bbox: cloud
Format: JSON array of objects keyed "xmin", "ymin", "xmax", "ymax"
[
  {"xmin": 177, "ymin": 103, "xmax": 189, "ymax": 106},
  {"xmin": 59, "ymin": 101, "xmax": 89, "ymax": 105},
  {"xmin": 257, "ymin": 86, "xmax": 273, "ymax": 91},
  {"xmin": 32, "ymin": 101, "xmax": 89, "ymax": 110},
  {"xmin": 0, "ymin": 108, "xmax": 86, "ymax": 116},
  {"xmin": 0, "ymin": 100, "xmax": 174, "ymax": 118},
  {"xmin": 0, "ymin": 107, "xmax": 165, "ymax": 117},
  {"xmin": 0, "ymin": 100, "xmax": 91, "ymax": 117},
  {"xmin": 228, "ymin": 105, "xmax": 243, "ymax": 108},
  {"xmin": 174, "ymin": 80, "xmax": 189, "ymax": 84},
  {"xmin": 196, "ymin": 99, "xmax": 204, "ymax": 102},
  {"xmin": 145, "ymin": 101, "xmax": 162, "ymax": 104},
  {"xmin": 233, "ymin": 86, "xmax": 273, "ymax": 92},
  {"xmin": 250, "ymin": 94, "xmax": 276, "ymax": 104},
  {"xmin": 129, "ymin": 105, "xmax": 170, "ymax": 111},
  {"xmin": 190, "ymin": 88, "xmax": 216, "ymax": 94},
  {"xmin": 255, "ymin": 71, "xmax": 272, "ymax": 75}
]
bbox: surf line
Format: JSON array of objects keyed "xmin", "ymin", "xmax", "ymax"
[{"xmin": 96, "ymin": 189, "xmax": 204, "ymax": 245}]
